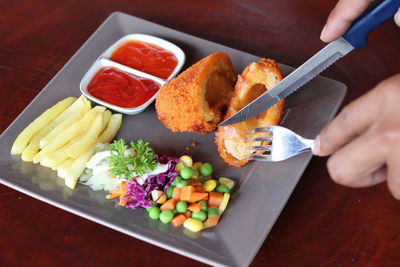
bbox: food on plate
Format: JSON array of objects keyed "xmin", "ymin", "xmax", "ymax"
[
  {"xmin": 110, "ymin": 40, "xmax": 178, "ymax": 79},
  {"xmin": 21, "ymin": 96, "xmax": 91, "ymax": 162},
  {"xmin": 11, "ymin": 95, "xmax": 122, "ymax": 188},
  {"xmin": 216, "ymin": 59, "xmax": 285, "ymax": 167},
  {"xmin": 87, "ymin": 67, "xmax": 161, "ymax": 108},
  {"xmin": 155, "ymin": 52, "xmax": 237, "ymax": 134},
  {"xmin": 79, "ymin": 141, "xmax": 235, "ymax": 232},
  {"xmin": 11, "ymin": 97, "xmax": 77, "ymax": 155}
]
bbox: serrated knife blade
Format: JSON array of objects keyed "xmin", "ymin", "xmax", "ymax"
[
  {"xmin": 219, "ymin": 0, "xmax": 400, "ymax": 127},
  {"xmin": 219, "ymin": 37, "xmax": 354, "ymax": 126}
]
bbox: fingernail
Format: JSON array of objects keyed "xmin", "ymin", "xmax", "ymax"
[
  {"xmin": 320, "ymin": 24, "xmax": 327, "ymax": 41},
  {"xmin": 312, "ymin": 135, "xmax": 321, "ymax": 155},
  {"xmin": 395, "ymin": 8, "xmax": 400, "ymax": 27}
]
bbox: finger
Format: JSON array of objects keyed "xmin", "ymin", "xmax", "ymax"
[
  {"xmin": 326, "ymin": 129, "xmax": 387, "ymax": 187},
  {"xmin": 321, "ymin": 0, "xmax": 374, "ymax": 42},
  {"xmin": 395, "ymin": 7, "xmax": 400, "ymax": 27},
  {"xmin": 314, "ymin": 85, "xmax": 380, "ymax": 156},
  {"xmin": 386, "ymin": 145, "xmax": 400, "ymax": 199}
]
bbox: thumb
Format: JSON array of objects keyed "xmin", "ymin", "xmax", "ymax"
[{"xmin": 395, "ymin": 7, "xmax": 400, "ymax": 27}]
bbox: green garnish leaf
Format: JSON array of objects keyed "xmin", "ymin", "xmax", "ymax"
[{"xmin": 108, "ymin": 138, "xmax": 157, "ymax": 179}]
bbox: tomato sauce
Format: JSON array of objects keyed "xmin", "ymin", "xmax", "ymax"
[
  {"xmin": 110, "ymin": 40, "xmax": 178, "ymax": 79},
  {"xmin": 87, "ymin": 67, "xmax": 160, "ymax": 108}
]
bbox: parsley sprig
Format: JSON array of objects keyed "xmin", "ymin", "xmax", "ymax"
[{"xmin": 108, "ymin": 139, "xmax": 157, "ymax": 179}]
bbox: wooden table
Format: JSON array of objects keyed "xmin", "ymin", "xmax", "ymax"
[{"xmin": 1, "ymin": 0, "xmax": 399, "ymax": 265}]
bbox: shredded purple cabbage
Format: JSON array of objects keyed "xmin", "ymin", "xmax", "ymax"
[{"xmin": 122, "ymin": 154, "xmax": 179, "ymax": 209}]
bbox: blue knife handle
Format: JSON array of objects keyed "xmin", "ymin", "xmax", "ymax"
[{"xmin": 343, "ymin": 0, "xmax": 400, "ymax": 48}]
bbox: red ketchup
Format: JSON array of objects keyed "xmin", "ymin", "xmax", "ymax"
[
  {"xmin": 110, "ymin": 40, "xmax": 178, "ymax": 79},
  {"xmin": 87, "ymin": 67, "xmax": 160, "ymax": 108}
]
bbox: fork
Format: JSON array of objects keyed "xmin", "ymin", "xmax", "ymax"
[{"xmin": 246, "ymin": 125, "xmax": 315, "ymax": 162}]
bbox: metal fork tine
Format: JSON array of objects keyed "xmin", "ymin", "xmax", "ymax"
[
  {"xmin": 248, "ymin": 145, "xmax": 271, "ymax": 151},
  {"xmin": 247, "ymin": 125, "xmax": 315, "ymax": 162},
  {"xmin": 247, "ymin": 126, "xmax": 274, "ymax": 134},
  {"xmin": 246, "ymin": 136, "xmax": 273, "ymax": 142},
  {"xmin": 250, "ymin": 154, "xmax": 272, "ymax": 161}
]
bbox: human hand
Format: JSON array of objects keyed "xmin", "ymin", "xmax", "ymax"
[
  {"xmin": 313, "ymin": 74, "xmax": 400, "ymax": 199},
  {"xmin": 320, "ymin": 0, "xmax": 400, "ymax": 42}
]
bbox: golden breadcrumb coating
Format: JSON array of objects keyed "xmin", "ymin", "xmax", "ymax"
[
  {"xmin": 155, "ymin": 52, "xmax": 237, "ymax": 134},
  {"xmin": 216, "ymin": 59, "xmax": 285, "ymax": 167}
]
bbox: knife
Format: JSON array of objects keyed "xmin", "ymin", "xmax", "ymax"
[{"xmin": 219, "ymin": 0, "xmax": 400, "ymax": 126}]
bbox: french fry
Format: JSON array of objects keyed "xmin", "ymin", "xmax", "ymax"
[
  {"xmin": 21, "ymin": 96, "xmax": 88, "ymax": 162},
  {"xmin": 39, "ymin": 95, "xmax": 91, "ymax": 149},
  {"xmin": 57, "ymin": 159, "xmax": 74, "ymax": 179},
  {"xmin": 40, "ymin": 147, "xmax": 68, "ymax": 168},
  {"xmin": 65, "ymin": 113, "xmax": 103, "ymax": 158},
  {"xmin": 102, "ymin": 110, "xmax": 111, "ymax": 132},
  {"xmin": 34, "ymin": 106, "xmax": 105, "ymax": 164},
  {"xmin": 11, "ymin": 97, "xmax": 76, "ymax": 155},
  {"xmin": 63, "ymin": 113, "xmax": 122, "ymax": 189},
  {"xmin": 40, "ymin": 109, "xmax": 110, "ymax": 167},
  {"xmin": 98, "ymin": 114, "xmax": 122, "ymax": 143}
]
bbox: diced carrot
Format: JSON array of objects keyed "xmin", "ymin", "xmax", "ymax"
[
  {"xmin": 180, "ymin": 185, "xmax": 195, "ymax": 202},
  {"xmin": 171, "ymin": 214, "xmax": 187, "ymax": 227},
  {"xmin": 190, "ymin": 192, "xmax": 208, "ymax": 203},
  {"xmin": 208, "ymin": 192, "xmax": 224, "ymax": 207},
  {"xmin": 183, "ymin": 211, "xmax": 192, "ymax": 218},
  {"xmin": 203, "ymin": 216, "xmax": 220, "ymax": 228},
  {"xmin": 187, "ymin": 203, "xmax": 201, "ymax": 212},
  {"xmin": 188, "ymin": 178, "xmax": 202, "ymax": 187},
  {"xmin": 106, "ymin": 193, "xmax": 120, "ymax": 199},
  {"xmin": 160, "ymin": 198, "xmax": 177, "ymax": 211},
  {"xmin": 119, "ymin": 199, "xmax": 127, "ymax": 206},
  {"xmin": 119, "ymin": 181, "xmax": 127, "ymax": 196},
  {"xmin": 195, "ymin": 186, "xmax": 206, "ymax": 193},
  {"xmin": 172, "ymin": 187, "xmax": 181, "ymax": 201}
]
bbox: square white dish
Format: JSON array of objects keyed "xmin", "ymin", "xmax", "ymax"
[{"xmin": 80, "ymin": 58, "xmax": 166, "ymax": 114}]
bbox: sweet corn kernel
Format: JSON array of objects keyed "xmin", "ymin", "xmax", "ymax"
[
  {"xmin": 203, "ymin": 179, "xmax": 217, "ymax": 192},
  {"xmin": 192, "ymin": 162, "xmax": 202, "ymax": 171},
  {"xmin": 218, "ymin": 193, "xmax": 230, "ymax": 214},
  {"xmin": 151, "ymin": 190, "xmax": 166, "ymax": 204},
  {"xmin": 218, "ymin": 177, "xmax": 234, "ymax": 189},
  {"xmin": 179, "ymin": 155, "xmax": 193, "ymax": 167},
  {"xmin": 175, "ymin": 162, "xmax": 185, "ymax": 172},
  {"xmin": 183, "ymin": 218, "xmax": 203, "ymax": 232}
]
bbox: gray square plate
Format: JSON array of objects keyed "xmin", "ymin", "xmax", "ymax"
[{"xmin": 0, "ymin": 12, "xmax": 346, "ymax": 267}]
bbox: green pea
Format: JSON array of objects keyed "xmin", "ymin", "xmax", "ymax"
[
  {"xmin": 166, "ymin": 186, "xmax": 174, "ymax": 199},
  {"xmin": 159, "ymin": 210, "xmax": 174, "ymax": 223},
  {"xmin": 216, "ymin": 184, "xmax": 230, "ymax": 193},
  {"xmin": 148, "ymin": 207, "xmax": 161, "ymax": 220},
  {"xmin": 180, "ymin": 167, "xmax": 194, "ymax": 180},
  {"xmin": 171, "ymin": 176, "xmax": 182, "ymax": 186},
  {"xmin": 192, "ymin": 211, "xmax": 207, "ymax": 222},
  {"xmin": 199, "ymin": 162, "xmax": 213, "ymax": 177},
  {"xmin": 176, "ymin": 180, "xmax": 189, "ymax": 188},
  {"xmin": 199, "ymin": 200, "xmax": 207, "ymax": 212},
  {"xmin": 207, "ymin": 206, "xmax": 219, "ymax": 218},
  {"xmin": 176, "ymin": 201, "xmax": 187, "ymax": 213}
]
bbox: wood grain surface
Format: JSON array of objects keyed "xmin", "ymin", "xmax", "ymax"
[{"xmin": 1, "ymin": 0, "xmax": 400, "ymax": 266}]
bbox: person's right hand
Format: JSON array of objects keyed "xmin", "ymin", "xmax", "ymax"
[
  {"xmin": 320, "ymin": 0, "xmax": 400, "ymax": 43},
  {"xmin": 314, "ymin": 0, "xmax": 400, "ymax": 199}
]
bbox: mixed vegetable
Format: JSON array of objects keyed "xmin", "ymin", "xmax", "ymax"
[{"xmin": 79, "ymin": 139, "xmax": 234, "ymax": 232}]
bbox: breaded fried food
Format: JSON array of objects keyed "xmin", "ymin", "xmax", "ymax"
[
  {"xmin": 216, "ymin": 59, "xmax": 285, "ymax": 167},
  {"xmin": 155, "ymin": 52, "xmax": 237, "ymax": 134}
]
